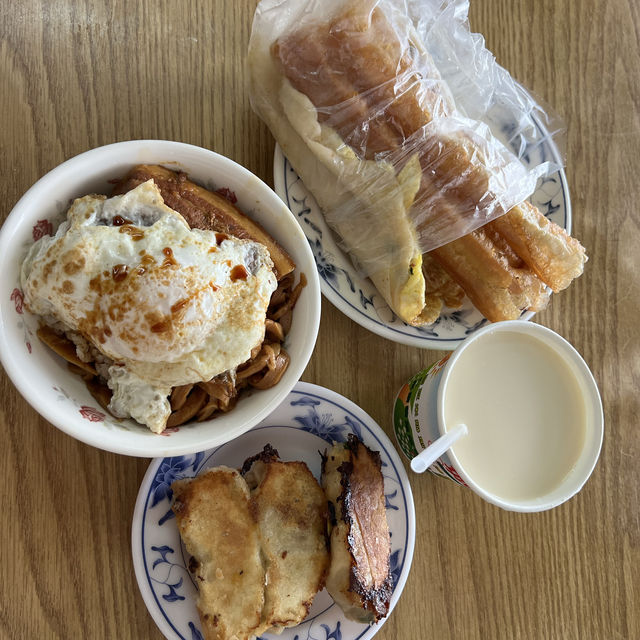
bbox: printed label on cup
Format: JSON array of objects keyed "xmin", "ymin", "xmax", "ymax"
[
  {"xmin": 392, "ymin": 321, "xmax": 604, "ymax": 512},
  {"xmin": 393, "ymin": 353, "xmax": 467, "ymax": 486}
]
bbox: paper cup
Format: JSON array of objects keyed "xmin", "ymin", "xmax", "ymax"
[{"xmin": 392, "ymin": 321, "xmax": 604, "ymax": 512}]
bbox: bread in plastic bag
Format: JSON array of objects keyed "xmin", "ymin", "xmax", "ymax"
[{"xmin": 248, "ymin": 0, "xmax": 586, "ymax": 325}]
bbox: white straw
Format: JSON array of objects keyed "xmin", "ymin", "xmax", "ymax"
[{"xmin": 410, "ymin": 423, "xmax": 468, "ymax": 474}]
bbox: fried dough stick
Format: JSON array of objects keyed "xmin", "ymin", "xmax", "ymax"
[{"xmin": 274, "ymin": 4, "xmax": 586, "ymax": 321}]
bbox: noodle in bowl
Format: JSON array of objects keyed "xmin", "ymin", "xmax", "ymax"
[{"xmin": 0, "ymin": 140, "xmax": 321, "ymax": 457}]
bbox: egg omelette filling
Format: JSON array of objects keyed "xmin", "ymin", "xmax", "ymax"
[{"xmin": 21, "ymin": 180, "xmax": 278, "ymax": 432}]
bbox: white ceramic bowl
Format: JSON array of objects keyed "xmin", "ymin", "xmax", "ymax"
[{"xmin": 0, "ymin": 140, "xmax": 321, "ymax": 457}]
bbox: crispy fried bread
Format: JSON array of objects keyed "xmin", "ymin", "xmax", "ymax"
[
  {"xmin": 113, "ymin": 164, "xmax": 295, "ymax": 280},
  {"xmin": 242, "ymin": 445, "xmax": 329, "ymax": 633},
  {"xmin": 321, "ymin": 435, "xmax": 392, "ymax": 623},
  {"xmin": 171, "ymin": 467, "xmax": 266, "ymax": 640},
  {"xmin": 264, "ymin": 4, "xmax": 587, "ymax": 322}
]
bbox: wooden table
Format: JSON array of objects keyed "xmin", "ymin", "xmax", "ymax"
[{"xmin": 1, "ymin": 1, "xmax": 638, "ymax": 638}]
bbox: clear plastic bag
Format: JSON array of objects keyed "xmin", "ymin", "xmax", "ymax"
[{"xmin": 248, "ymin": 0, "xmax": 574, "ymax": 325}]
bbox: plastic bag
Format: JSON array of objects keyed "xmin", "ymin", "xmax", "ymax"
[
  {"xmin": 405, "ymin": 0, "xmax": 564, "ymax": 161},
  {"xmin": 248, "ymin": 0, "xmax": 575, "ymax": 325}
]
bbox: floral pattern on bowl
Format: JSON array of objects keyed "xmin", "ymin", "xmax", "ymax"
[
  {"xmin": 273, "ymin": 115, "xmax": 570, "ymax": 350},
  {"xmin": 7, "ymin": 211, "xmax": 122, "ymax": 429},
  {"xmin": 132, "ymin": 382, "xmax": 416, "ymax": 640},
  {"xmin": 0, "ymin": 140, "xmax": 321, "ymax": 457}
]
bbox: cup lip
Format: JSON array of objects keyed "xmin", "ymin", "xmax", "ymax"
[
  {"xmin": 0, "ymin": 139, "xmax": 321, "ymax": 457},
  {"xmin": 436, "ymin": 320, "xmax": 604, "ymax": 512}
]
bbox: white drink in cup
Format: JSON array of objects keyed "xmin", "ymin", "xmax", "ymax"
[{"xmin": 392, "ymin": 321, "xmax": 604, "ymax": 512}]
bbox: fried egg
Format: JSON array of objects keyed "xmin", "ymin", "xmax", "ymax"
[{"xmin": 21, "ymin": 180, "xmax": 277, "ymax": 432}]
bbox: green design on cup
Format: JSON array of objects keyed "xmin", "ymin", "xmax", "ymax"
[
  {"xmin": 406, "ymin": 366, "xmax": 431, "ymax": 414},
  {"xmin": 393, "ymin": 396, "xmax": 418, "ymax": 458}
]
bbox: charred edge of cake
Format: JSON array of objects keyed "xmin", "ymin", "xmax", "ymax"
[
  {"xmin": 320, "ymin": 448, "xmax": 328, "ymax": 476},
  {"xmin": 347, "ymin": 433, "xmax": 383, "ymax": 469},
  {"xmin": 188, "ymin": 555, "xmax": 203, "ymax": 580},
  {"xmin": 348, "ymin": 567, "xmax": 393, "ymax": 621},
  {"xmin": 344, "ymin": 433, "xmax": 360, "ymax": 452},
  {"xmin": 327, "ymin": 499, "xmax": 337, "ymax": 528},
  {"xmin": 171, "ymin": 496, "xmax": 185, "ymax": 516},
  {"xmin": 337, "ymin": 459, "xmax": 355, "ymax": 526},
  {"xmin": 240, "ymin": 443, "xmax": 281, "ymax": 475}
]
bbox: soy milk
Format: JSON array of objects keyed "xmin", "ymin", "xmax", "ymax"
[{"xmin": 443, "ymin": 331, "xmax": 587, "ymax": 502}]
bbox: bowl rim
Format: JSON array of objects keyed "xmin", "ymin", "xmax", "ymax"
[{"xmin": 0, "ymin": 139, "xmax": 321, "ymax": 456}]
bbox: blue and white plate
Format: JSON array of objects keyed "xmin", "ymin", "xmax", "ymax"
[
  {"xmin": 132, "ymin": 382, "xmax": 416, "ymax": 640},
  {"xmin": 273, "ymin": 120, "xmax": 571, "ymax": 350}
]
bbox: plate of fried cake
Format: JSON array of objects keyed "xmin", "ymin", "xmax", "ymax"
[{"xmin": 132, "ymin": 381, "xmax": 416, "ymax": 640}]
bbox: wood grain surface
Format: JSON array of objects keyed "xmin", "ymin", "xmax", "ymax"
[{"xmin": 1, "ymin": 0, "xmax": 638, "ymax": 638}]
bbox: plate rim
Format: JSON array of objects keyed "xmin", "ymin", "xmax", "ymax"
[
  {"xmin": 132, "ymin": 380, "xmax": 417, "ymax": 640},
  {"xmin": 273, "ymin": 119, "xmax": 571, "ymax": 350}
]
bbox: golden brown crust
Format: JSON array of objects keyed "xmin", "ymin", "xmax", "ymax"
[
  {"xmin": 421, "ymin": 253, "xmax": 464, "ymax": 309},
  {"xmin": 486, "ymin": 201, "xmax": 588, "ymax": 292},
  {"xmin": 242, "ymin": 447, "xmax": 330, "ymax": 632},
  {"xmin": 171, "ymin": 468, "xmax": 266, "ymax": 640},
  {"xmin": 431, "ymin": 228, "xmax": 551, "ymax": 322},
  {"xmin": 240, "ymin": 443, "xmax": 280, "ymax": 475}
]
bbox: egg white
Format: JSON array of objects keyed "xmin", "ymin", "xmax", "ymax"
[{"xmin": 22, "ymin": 181, "xmax": 278, "ymax": 432}]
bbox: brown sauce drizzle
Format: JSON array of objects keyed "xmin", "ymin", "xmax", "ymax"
[
  {"xmin": 150, "ymin": 319, "xmax": 171, "ymax": 333},
  {"xmin": 162, "ymin": 247, "xmax": 178, "ymax": 268},
  {"xmin": 119, "ymin": 225, "xmax": 145, "ymax": 240},
  {"xmin": 230, "ymin": 265, "xmax": 248, "ymax": 281},
  {"xmin": 112, "ymin": 264, "xmax": 129, "ymax": 282},
  {"xmin": 112, "ymin": 215, "xmax": 133, "ymax": 226},
  {"xmin": 136, "ymin": 252, "xmax": 156, "ymax": 275},
  {"xmin": 170, "ymin": 298, "xmax": 189, "ymax": 314}
]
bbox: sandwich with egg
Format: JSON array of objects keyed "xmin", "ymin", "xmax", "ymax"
[{"xmin": 248, "ymin": 0, "xmax": 587, "ymax": 325}]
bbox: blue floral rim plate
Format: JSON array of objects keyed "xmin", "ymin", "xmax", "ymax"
[
  {"xmin": 132, "ymin": 381, "xmax": 416, "ymax": 640},
  {"xmin": 273, "ymin": 118, "xmax": 571, "ymax": 350}
]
